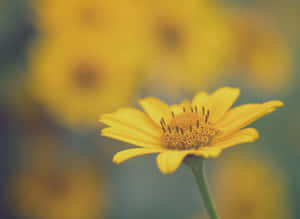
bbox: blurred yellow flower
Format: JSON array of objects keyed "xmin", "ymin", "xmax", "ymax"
[
  {"xmin": 229, "ymin": 10, "xmax": 292, "ymax": 92},
  {"xmin": 210, "ymin": 153, "xmax": 291, "ymax": 219},
  {"xmin": 29, "ymin": 32, "xmax": 141, "ymax": 127},
  {"xmin": 31, "ymin": 0, "xmax": 142, "ymax": 34},
  {"xmin": 138, "ymin": 0, "xmax": 235, "ymax": 91},
  {"xmin": 100, "ymin": 87, "xmax": 283, "ymax": 174},
  {"xmin": 12, "ymin": 155, "xmax": 106, "ymax": 219}
]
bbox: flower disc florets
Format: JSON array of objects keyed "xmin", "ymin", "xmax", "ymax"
[{"xmin": 160, "ymin": 106, "xmax": 220, "ymax": 150}]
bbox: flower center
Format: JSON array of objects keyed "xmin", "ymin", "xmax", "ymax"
[
  {"xmin": 160, "ymin": 106, "xmax": 220, "ymax": 150},
  {"xmin": 79, "ymin": 7, "xmax": 101, "ymax": 27},
  {"xmin": 72, "ymin": 61, "xmax": 101, "ymax": 91},
  {"xmin": 158, "ymin": 21, "xmax": 183, "ymax": 51},
  {"xmin": 37, "ymin": 171, "xmax": 69, "ymax": 199}
]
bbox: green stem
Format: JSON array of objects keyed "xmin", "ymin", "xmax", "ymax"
[{"xmin": 185, "ymin": 157, "xmax": 219, "ymax": 219}]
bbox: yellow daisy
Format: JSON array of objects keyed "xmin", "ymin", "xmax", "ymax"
[
  {"xmin": 31, "ymin": 0, "xmax": 142, "ymax": 34},
  {"xmin": 12, "ymin": 154, "xmax": 107, "ymax": 219},
  {"xmin": 100, "ymin": 87, "xmax": 283, "ymax": 174},
  {"xmin": 29, "ymin": 32, "xmax": 141, "ymax": 126},
  {"xmin": 210, "ymin": 153, "xmax": 291, "ymax": 219},
  {"xmin": 138, "ymin": 0, "xmax": 235, "ymax": 91},
  {"xmin": 229, "ymin": 10, "xmax": 292, "ymax": 92}
]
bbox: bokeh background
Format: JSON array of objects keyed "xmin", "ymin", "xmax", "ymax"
[{"xmin": 0, "ymin": 0, "xmax": 299, "ymax": 218}]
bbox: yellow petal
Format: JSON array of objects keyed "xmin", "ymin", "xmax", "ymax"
[
  {"xmin": 139, "ymin": 97, "xmax": 172, "ymax": 126},
  {"xmin": 181, "ymin": 99, "xmax": 192, "ymax": 107},
  {"xmin": 192, "ymin": 87, "xmax": 240, "ymax": 123},
  {"xmin": 101, "ymin": 128, "xmax": 162, "ymax": 148},
  {"xmin": 192, "ymin": 91, "xmax": 209, "ymax": 106},
  {"xmin": 170, "ymin": 99, "xmax": 192, "ymax": 115},
  {"xmin": 212, "ymin": 128, "xmax": 259, "ymax": 149},
  {"xmin": 208, "ymin": 87, "xmax": 240, "ymax": 123},
  {"xmin": 218, "ymin": 101, "xmax": 283, "ymax": 135},
  {"xmin": 100, "ymin": 107, "xmax": 161, "ymax": 139},
  {"xmin": 156, "ymin": 151, "xmax": 190, "ymax": 174},
  {"xmin": 113, "ymin": 148, "xmax": 161, "ymax": 164},
  {"xmin": 192, "ymin": 147, "xmax": 222, "ymax": 158}
]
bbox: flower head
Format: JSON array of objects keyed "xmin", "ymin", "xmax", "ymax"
[
  {"xmin": 29, "ymin": 32, "xmax": 141, "ymax": 127},
  {"xmin": 12, "ymin": 150, "xmax": 106, "ymax": 219},
  {"xmin": 229, "ymin": 10, "xmax": 292, "ymax": 92},
  {"xmin": 100, "ymin": 87, "xmax": 283, "ymax": 174},
  {"xmin": 138, "ymin": 0, "xmax": 235, "ymax": 91},
  {"xmin": 211, "ymin": 153, "xmax": 291, "ymax": 219},
  {"xmin": 31, "ymin": 0, "xmax": 142, "ymax": 34}
]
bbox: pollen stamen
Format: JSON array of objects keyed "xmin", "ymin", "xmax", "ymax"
[
  {"xmin": 161, "ymin": 107, "xmax": 220, "ymax": 150},
  {"xmin": 160, "ymin": 118, "xmax": 166, "ymax": 125},
  {"xmin": 205, "ymin": 110, "xmax": 210, "ymax": 123},
  {"xmin": 160, "ymin": 118, "xmax": 166, "ymax": 132},
  {"xmin": 168, "ymin": 126, "xmax": 171, "ymax": 133}
]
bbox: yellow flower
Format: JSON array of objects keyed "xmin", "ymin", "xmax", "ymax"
[
  {"xmin": 138, "ymin": 0, "xmax": 235, "ymax": 91},
  {"xmin": 31, "ymin": 0, "xmax": 142, "ymax": 34},
  {"xmin": 100, "ymin": 87, "xmax": 283, "ymax": 174},
  {"xmin": 12, "ymin": 156, "xmax": 106, "ymax": 219},
  {"xmin": 29, "ymin": 32, "xmax": 141, "ymax": 126},
  {"xmin": 229, "ymin": 10, "xmax": 292, "ymax": 92},
  {"xmin": 210, "ymin": 153, "xmax": 291, "ymax": 219}
]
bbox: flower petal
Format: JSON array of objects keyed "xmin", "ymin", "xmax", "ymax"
[
  {"xmin": 101, "ymin": 127, "xmax": 162, "ymax": 148},
  {"xmin": 192, "ymin": 147, "xmax": 222, "ymax": 158},
  {"xmin": 192, "ymin": 91, "xmax": 209, "ymax": 106},
  {"xmin": 170, "ymin": 99, "xmax": 192, "ymax": 115},
  {"xmin": 217, "ymin": 101, "xmax": 283, "ymax": 136},
  {"xmin": 100, "ymin": 107, "xmax": 161, "ymax": 139},
  {"xmin": 207, "ymin": 87, "xmax": 240, "ymax": 123},
  {"xmin": 192, "ymin": 87, "xmax": 240, "ymax": 123},
  {"xmin": 156, "ymin": 151, "xmax": 190, "ymax": 174},
  {"xmin": 113, "ymin": 148, "xmax": 161, "ymax": 164},
  {"xmin": 139, "ymin": 97, "xmax": 172, "ymax": 125},
  {"xmin": 212, "ymin": 128, "xmax": 259, "ymax": 149}
]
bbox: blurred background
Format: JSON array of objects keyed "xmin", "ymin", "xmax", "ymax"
[{"xmin": 0, "ymin": 0, "xmax": 299, "ymax": 218}]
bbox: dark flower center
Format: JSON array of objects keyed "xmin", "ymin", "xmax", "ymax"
[
  {"xmin": 160, "ymin": 106, "xmax": 220, "ymax": 150},
  {"xmin": 158, "ymin": 21, "xmax": 183, "ymax": 51},
  {"xmin": 72, "ymin": 62, "xmax": 101, "ymax": 91}
]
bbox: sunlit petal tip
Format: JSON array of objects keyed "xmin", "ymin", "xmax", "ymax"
[
  {"xmin": 158, "ymin": 165, "xmax": 180, "ymax": 174},
  {"xmin": 201, "ymin": 153, "xmax": 209, "ymax": 159},
  {"xmin": 112, "ymin": 155, "xmax": 122, "ymax": 164},
  {"xmin": 138, "ymin": 97, "xmax": 170, "ymax": 113},
  {"xmin": 98, "ymin": 118, "xmax": 107, "ymax": 125},
  {"xmin": 194, "ymin": 91, "xmax": 208, "ymax": 97},
  {"xmin": 139, "ymin": 97, "xmax": 171, "ymax": 125},
  {"xmin": 157, "ymin": 164, "xmax": 173, "ymax": 174},
  {"xmin": 265, "ymin": 100, "xmax": 284, "ymax": 108},
  {"xmin": 156, "ymin": 151, "xmax": 189, "ymax": 174},
  {"xmin": 194, "ymin": 148, "xmax": 222, "ymax": 158},
  {"xmin": 113, "ymin": 148, "xmax": 160, "ymax": 164},
  {"xmin": 217, "ymin": 86, "xmax": 240, "ymax": 94},
  {"xmin": 100, "ymin": 127, "xmax": 109, "ymax": 136},
  {"xmin": 98, "ymin": 113, "xmax": 113, "ymax": 123},
  {"xmin": 138, "ymin": 96, "xmax": 162, "ymax": 106},
  {"xmin": 208, "ymin": 149, "xmax": 223, "ymax": 158},
  {"xmin": 249, "ymin": 128, "xmax": 260, "ymax": 141}
]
